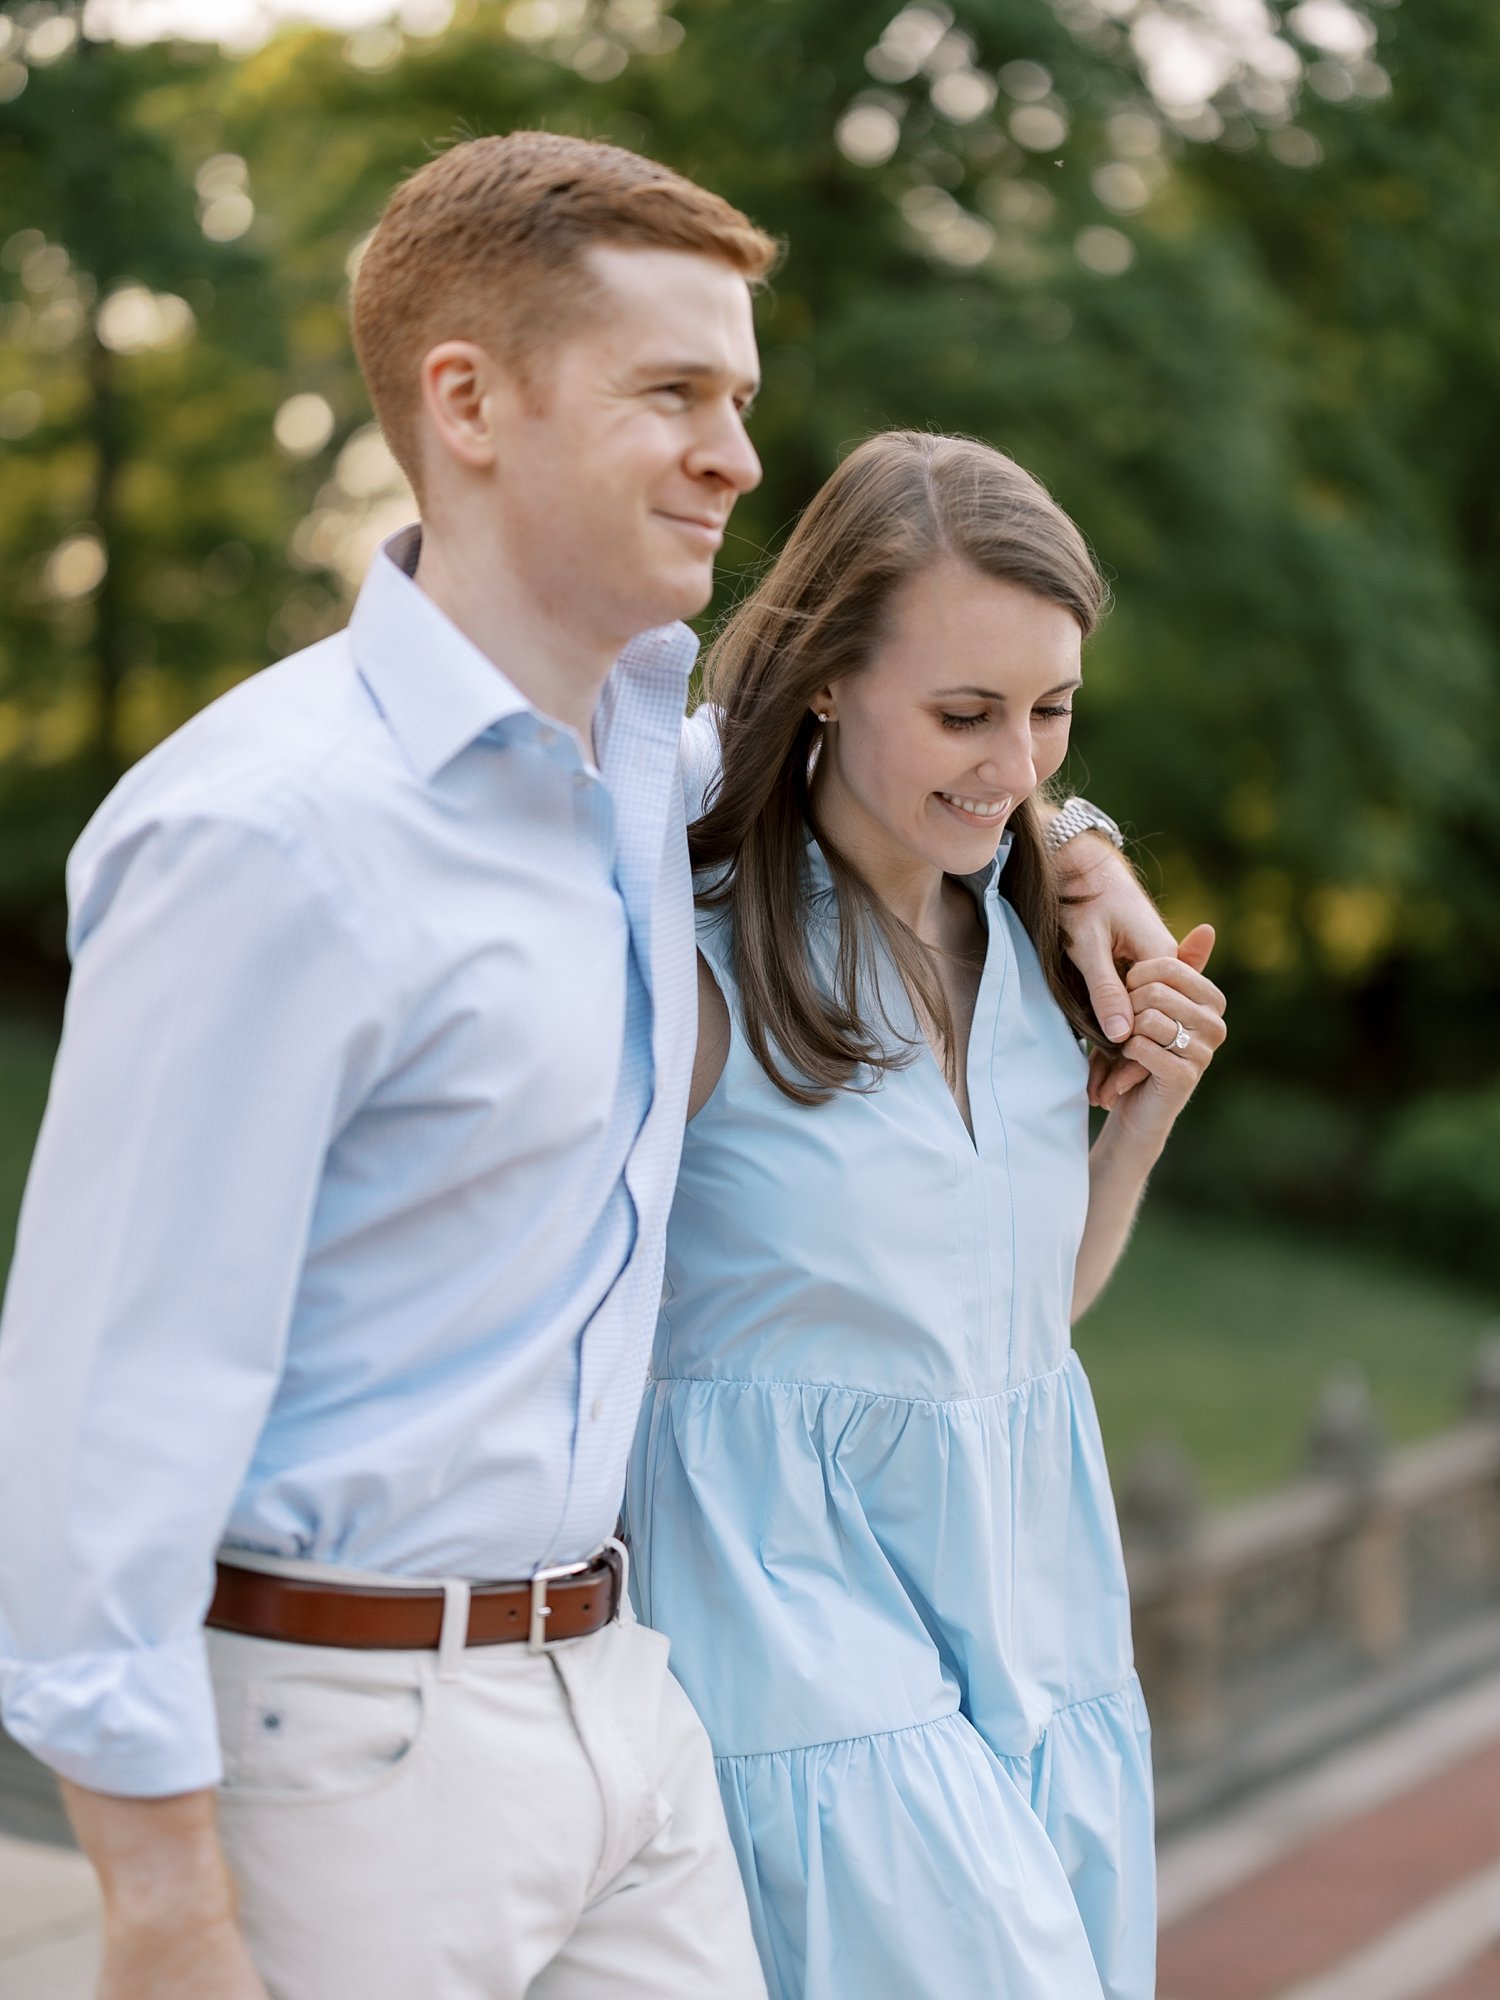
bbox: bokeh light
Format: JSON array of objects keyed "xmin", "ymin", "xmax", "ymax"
[
  {"xmin": 42, "ymin": 533, "xmax": 108, "ymax": 602},
  {"xmin": 273, "ymin": 393, "xmax": 337, "ymax": 457}
]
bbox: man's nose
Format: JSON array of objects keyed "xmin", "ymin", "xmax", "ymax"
[{"xmin": 693, "ymin": 406, "xmax": 762, "ymax": 496}]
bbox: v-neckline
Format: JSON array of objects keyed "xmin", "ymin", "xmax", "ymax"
[
  {"xmin": 917, "ymin": 877, "xmax": 994, "ymax": 1155},
  {"xmin": 801, "ymin": 834, "xmax": 1007, "ymax": 1156}
]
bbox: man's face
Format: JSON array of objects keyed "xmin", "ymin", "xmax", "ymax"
[{"xmin": 489, "ymin": 245, "xmax": 763, "ymax": 649}]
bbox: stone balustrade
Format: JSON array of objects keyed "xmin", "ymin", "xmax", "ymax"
[{"xmin": 1123, "ymin": 1333, "xmax": 1500, "ymax": 1828}]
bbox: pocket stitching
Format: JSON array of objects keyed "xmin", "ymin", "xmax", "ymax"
[{"xmin": 217, "ymin": 1668, "xmax": 432, "ymax": 1812}]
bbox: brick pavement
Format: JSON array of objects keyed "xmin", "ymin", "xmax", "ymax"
[
  {"xmin": 1158, "ymin": 1675, "xmax": 1500, "ymax": 2000},
  {"xmin": 1419, "ymin": 1943, "xmax": 1500, "ymax": 2000}
]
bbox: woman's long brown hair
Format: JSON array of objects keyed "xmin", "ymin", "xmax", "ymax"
[{"xmin": 690, "ymin": 430, "xmax": 1109, "ymax": 1105}]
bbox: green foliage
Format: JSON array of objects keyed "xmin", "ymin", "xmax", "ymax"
[
  {"xmin": 1076, "ymin": 1204, "xmax": 1497, "ymax": 1505},
  {"xmin": 0, "ymin": 1010, "xmax": 54, "ymax": 1263},
  {"xmin": 1376, "ymin": 1083, "xmax": 1500, "ymax": 1286},
  {"xmin": 0, "ymin": 0, "xmax": 1496, "ymax": 1275},
  {"xmin": 1152, "ymin": 1075, "xmax": 1368, "ymax": 1226}
]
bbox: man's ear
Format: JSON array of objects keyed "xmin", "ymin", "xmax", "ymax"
[{"xmin": 418, "ymin": 339, "xmax": 512, "ymax": 474}]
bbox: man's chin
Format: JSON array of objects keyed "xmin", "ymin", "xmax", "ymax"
[{"xmin": 637, "ymin": 563, "xmax": 716, "ymax": 631}]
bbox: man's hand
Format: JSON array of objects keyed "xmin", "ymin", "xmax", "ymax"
[
  {"xmin": 98, "ymin": 1906, "xmax": 270, "ymax": 2000},
  {"xmin": 60, "ymin": 1781, "xmax": 270, "ymax": 2000},
  {"xmin": 1052, "ymin": 833, "xmax": 1177, "ymax": 1109}
]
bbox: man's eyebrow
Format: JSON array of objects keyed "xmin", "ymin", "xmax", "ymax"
[
  {"xmin": 933, "ymin": 679, "xmax": 1083, "ymax": 700},
  {"xmin": 630, "ymin": 358, "xmax": 761, "ymax": 395}
]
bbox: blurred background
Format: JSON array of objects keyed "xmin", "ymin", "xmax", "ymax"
[
  {"xmin": 3, "ymin": 0, "xmax": 1497, "ymax": 1496},
  {"xmin": 1, "ymin": 2, "xmax": 1498, "ymax": 1992}
]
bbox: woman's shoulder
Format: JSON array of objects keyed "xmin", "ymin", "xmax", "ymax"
[
  {"xmin": 692, "ymin": 896, "xmax": 737, "ymax": 984},
  {"xmin": 679, "ymin": 703, "xmax": 724, "ymax": 824}
]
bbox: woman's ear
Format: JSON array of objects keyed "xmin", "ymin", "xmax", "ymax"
[{"xmin": 809, "ymin": 686, "xmax": 836, "ymax": 725}]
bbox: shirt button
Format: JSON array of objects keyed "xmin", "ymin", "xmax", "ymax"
[
  {"xmin": 590, "ymin": 1398, "xmax": 604, "ymax": 1421},
  {"xmin": 574, "ymin": 773, "xmax": 590, "ymax": 791},
  {"xmin": 536, "ymin": 725, "xmax": 557, "ymax": 748}
]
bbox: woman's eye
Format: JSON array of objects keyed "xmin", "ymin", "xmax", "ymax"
[
  {"xmin": 1034, "ymin": 704, "xmax": 1074, "ymax": 722},
  {"xmin": 940, "ymin": 712, "xmax": 987, "ymax": 731}
]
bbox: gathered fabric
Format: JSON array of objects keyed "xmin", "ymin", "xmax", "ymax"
[{"xmin": 627, "ymin": 840, "xmax": 1156, "ymax": 2000}]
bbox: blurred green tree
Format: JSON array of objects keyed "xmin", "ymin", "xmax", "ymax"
[
  {"xmin": 0, "ymin": 3, "xmax": 302, "ymax": 978},
  {"xmin": 0, "ymin": 0, "xmax": 1495, "ymax": 1255}
]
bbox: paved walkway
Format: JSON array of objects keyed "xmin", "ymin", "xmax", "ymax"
[
  {"xmin": 3, "ymin": 1674, "xmax": 1498, "ymax": 1998},
  {"xmin": 1158, "ymin": 1672, "xmax": 1500, "ymax": 2000},
  {"xmin": 0, "ymin": 1829, "xmax": 98, "ymax": 2000}
]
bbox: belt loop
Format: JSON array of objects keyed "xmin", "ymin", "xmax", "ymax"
[
  {"xmin": 605, "ymin": 1535, "xmax": 630, "ymax": 1619},
  {"xmin": 437, "ymin": 1578, "xmax": 471, "ymax": 1681}
]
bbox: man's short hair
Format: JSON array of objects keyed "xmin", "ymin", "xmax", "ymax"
[{"xmin": 351, "ymin": 131, "xmax": 779, "ymax": 496}]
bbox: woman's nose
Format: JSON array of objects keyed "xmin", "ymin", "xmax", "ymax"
[{"xmin": 976, "ymin": 740, "xmax": 1036, "ymax": 797}]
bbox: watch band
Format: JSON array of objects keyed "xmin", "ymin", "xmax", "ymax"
[{"xmin": 1043, "ymin": 796, "xmax": 1124, "ymax": 856}]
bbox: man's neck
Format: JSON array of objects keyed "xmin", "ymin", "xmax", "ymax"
[{"xmin": 411, "ymin": 526, "xmax": 622, "ymax": 750}]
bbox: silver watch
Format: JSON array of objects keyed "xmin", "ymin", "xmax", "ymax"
[{"xmin": 1042, "ymin": 796, "xmax": 1124, "ymax": 856}]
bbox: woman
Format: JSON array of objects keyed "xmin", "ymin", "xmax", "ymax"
[{"xmin": 625, "ymin": 431, "xmax": 1225, "ymax": 2000}]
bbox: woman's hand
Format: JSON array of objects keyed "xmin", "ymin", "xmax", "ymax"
[{"xmin": 1091, "ymin": 924, "xmax": 1226, "ymax": 1154}]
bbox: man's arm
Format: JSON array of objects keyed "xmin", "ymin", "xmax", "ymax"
[
  {"xmin": 1038, "ymin": 798, "xmax": 1180, "ymax": 1109},
  {"xmin": 0, "ymin": 811, "xmax": 383, "ymax": 1981},
  {"xmin": 61, "ymin": 1784, "xmax": 269, "ymax": 2000}
]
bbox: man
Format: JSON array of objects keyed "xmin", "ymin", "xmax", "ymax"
[{"xmin": 0, "ymin": 134, "xmax": 1168, "ymax": 1998}]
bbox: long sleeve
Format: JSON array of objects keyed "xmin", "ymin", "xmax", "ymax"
[{"xmin": 0, "ymin": 811, "xmax": 386, "ymax": 1796}]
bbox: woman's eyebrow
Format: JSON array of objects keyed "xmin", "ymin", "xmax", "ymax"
[{"xmin": 932, "ymin": 679, "xmax": 1083, "ymax": 700}]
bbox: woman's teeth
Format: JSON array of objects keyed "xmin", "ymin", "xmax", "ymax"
[{"xmin": 939, "ymin": 793, "xmax": 1011, "ymax": 821}]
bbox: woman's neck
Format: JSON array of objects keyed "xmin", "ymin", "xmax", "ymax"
[{"xmin": 814, "ymin": 783, "xmax": 948, "ymax": 946}]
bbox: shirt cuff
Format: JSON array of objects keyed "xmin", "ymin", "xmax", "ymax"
[{"xmin": 0, "ymin": 1632, "xmax": 223, "ymax": 1798}]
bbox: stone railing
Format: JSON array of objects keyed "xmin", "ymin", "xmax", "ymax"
[{"xmin": 1123, "ymin": 1335, "xmax": 1500, "ymax": 1829}]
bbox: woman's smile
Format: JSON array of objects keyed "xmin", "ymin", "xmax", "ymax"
[{"xmin": 935, "ymin": 790, "xmax": 1014, "ymax": 828}]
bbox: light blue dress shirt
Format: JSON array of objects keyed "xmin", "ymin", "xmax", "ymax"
[{"xmin": 0, "ymin": 527, "xmax": 699, "ymax": 1798}]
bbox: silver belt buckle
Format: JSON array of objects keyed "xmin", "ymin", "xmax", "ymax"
[{"xmin": 528, "ymin": 1558, "xmax": 593, "ymax": 1653}]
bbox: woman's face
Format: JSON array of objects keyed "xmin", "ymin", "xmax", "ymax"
[{"xmin": 813, "ymin": 555, "xmax": 1083, "ymax": 882}]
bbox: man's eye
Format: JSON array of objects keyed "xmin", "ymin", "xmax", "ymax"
[{"xmin": 940, "ymin": 712, "xmax": 987, "ymax": 731}]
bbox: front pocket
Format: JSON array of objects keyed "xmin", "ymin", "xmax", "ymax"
[{"xmin": 218, "ymin": 1668, "xmax": 428, "ymax": 1808}]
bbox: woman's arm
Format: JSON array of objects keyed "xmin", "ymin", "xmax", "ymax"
[
  {"xmin": 1071, "ymin": 925, "xmax": 1226, "ymax": 1321},
  {"xmin": 688, "ymin": 949, "xmax": 732, "ymax": 1120}
]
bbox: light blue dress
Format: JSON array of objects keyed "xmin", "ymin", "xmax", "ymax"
[{"xmin": 625, "ymin": 837, "xmax": 1155, "ymax": 2000}]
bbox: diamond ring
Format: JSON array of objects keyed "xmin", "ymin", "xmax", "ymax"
[{"xmin": 1168, "ymin": 1019, "xmax": 1190, "ymax": 1052}]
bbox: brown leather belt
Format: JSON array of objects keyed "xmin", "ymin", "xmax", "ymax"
[{"xmin": 206, "ymin": 1549, "xmax": 623, "ymax": 1652}]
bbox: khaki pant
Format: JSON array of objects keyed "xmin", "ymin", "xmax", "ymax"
[{"xmin": 208, "ymin": 1609, "xmax": 767, "ymax": 1999}]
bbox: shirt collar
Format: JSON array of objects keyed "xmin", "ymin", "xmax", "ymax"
[{"xmin": 350, "ymin": 525, "xmax": 698, "ymax": 783}]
